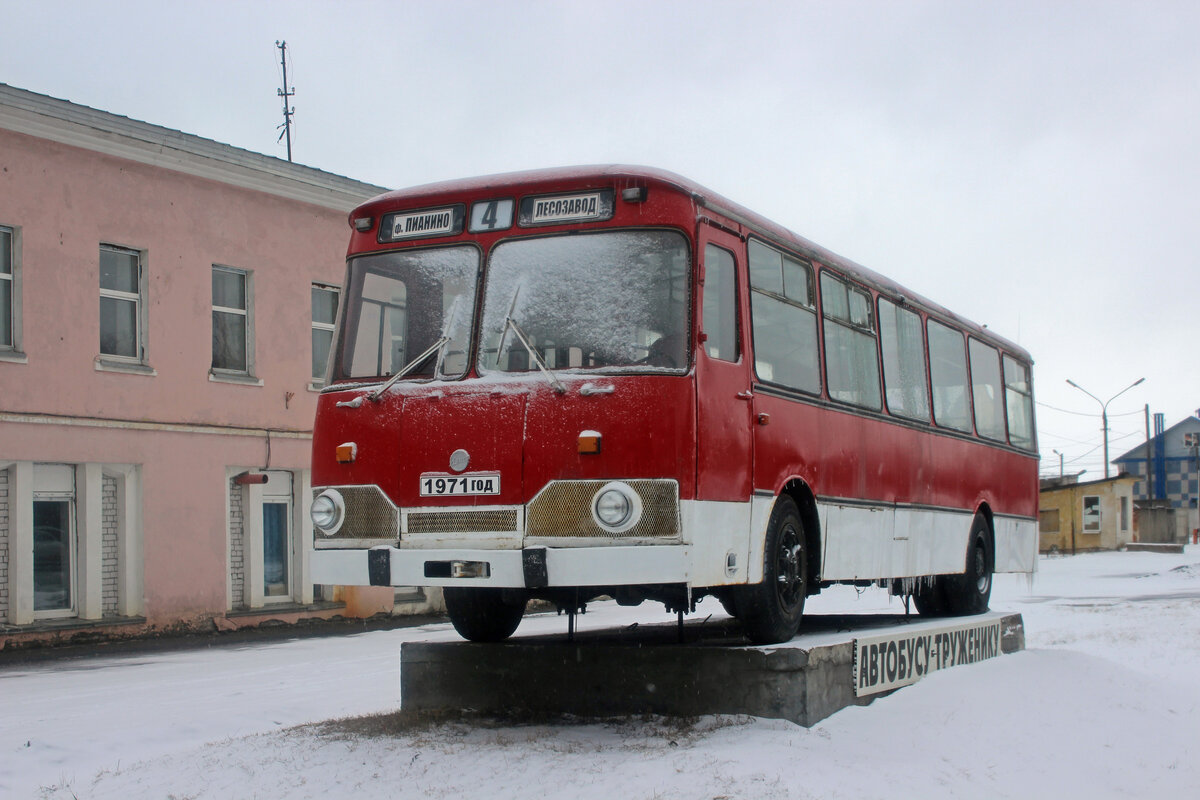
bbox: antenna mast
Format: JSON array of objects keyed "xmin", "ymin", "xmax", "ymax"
[{"xmin": 275, "ymin": 40, "xmax": 295, "ymax": 162}]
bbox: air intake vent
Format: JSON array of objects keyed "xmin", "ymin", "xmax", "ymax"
[{"xmin": 406, "ymin": 509, "xmax": 519, "ymax": 534}]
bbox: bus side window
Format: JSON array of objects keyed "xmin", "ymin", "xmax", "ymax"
[
  {"xmin": 820, "ymin": 272, "xmax": 881, "ymax": 410},
  {"xmin": 927, "ymin": 320, "xmax": 972, "ymax": 433},
  {"xmin": 879, "ymin": 298, "xmax": 930, "ymax": 421},
  {"xmin": 1003, "ymin": 355, "xmax": 1035, "ymax": 449},
  {"xmin": 702, "ymin": 244, "xmax": 739, "ymax": 362},
  {"xmin": 748, "ymin": 240, "xmax": 820, "ymax": 393},
  {"xmin": 968, "ymin": 338, "xmax": 1006, "ymax": 441}
]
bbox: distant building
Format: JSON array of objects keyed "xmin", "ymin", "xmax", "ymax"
[
  {"xmin": 1038, "ymin": 475, "xmax": 1137, "ymax": 553},
  {"xmin": 0, "ymin": 84, "xmax": 431, "ymax": 646},
  {"xmin": 1112, "ymin": 412, "xmax": 1200, "ymax": 541}
]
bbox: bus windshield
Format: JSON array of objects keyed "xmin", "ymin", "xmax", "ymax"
[
  {"xmin": 335, "ymin": 245, "xmax": 479, "ymax": 381},
  {"xmin": 478, "ymin": 230, "xmax": 690, "ymax": 374}
]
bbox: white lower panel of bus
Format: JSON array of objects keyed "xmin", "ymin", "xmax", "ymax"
[
  {"xmin": 310, "ymin": 502, "xmax": 1036, "ymax": 590},
  {"xmin": 680, "ymin": 499, "xmax": 756, "ymax": 587},
  {"xmin": 993, "ymin": 514, "xmax": 1038, "ymax": 573},
  {"xmin": 817, "ymin": 501, "xmax": 1037, "ymax": 581}
]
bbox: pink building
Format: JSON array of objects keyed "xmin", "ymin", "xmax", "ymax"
[{"xmin": 0, "ymin": 84, "xmax": 412, "ymax": 645}]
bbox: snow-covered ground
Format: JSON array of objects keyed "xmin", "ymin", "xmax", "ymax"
[{"xmin": 4, "ymin": 547, "xmax": 1198, "ymax": 799}]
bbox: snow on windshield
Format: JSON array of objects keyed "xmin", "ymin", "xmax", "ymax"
[
  {"xmin": 336, "ymin": 246, "xmax": 479, "ymax": 380},
  {"xmin": 479, "ymin": 230, "xmax": 690, "ymax": 374}
]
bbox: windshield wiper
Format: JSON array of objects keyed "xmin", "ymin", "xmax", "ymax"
[
  {"xmin": 366, "ymin": 294, "xmax": 467, "ymax": 401},
  {"xmin": 433, "ymin": 295, "xmax": 464, "ymax": 380},
  {"xmin": 366, "ymin": 336, "xmax": 449, "ymax": 403},
  {"xmin": 503, "ymin": 316, "xmax": 566, "ymax": 394},
  {"xmin": 494, "ymin": 285, "xmax": 522, "ymax": 368}
]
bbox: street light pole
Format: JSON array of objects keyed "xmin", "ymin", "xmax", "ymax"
[
  {"xmin": 1065, "ymin": 377, "xmax": 1146, "ymax": 479},
  {"xmin": 1052, "ymin": 448, "xmax": 1064, "ymax": 478}
]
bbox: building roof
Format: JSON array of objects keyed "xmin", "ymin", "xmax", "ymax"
[
  {"xmin": 1113, "ymin": 413, "xmax": 1200, "ymax": 462},
  {"xmin": 1040, "ymin": 473, "xmax": 1137, "ymax": 494},
  {"xmin": 0, "ymin": 83, "xmax": 387, "ymax": 212}
]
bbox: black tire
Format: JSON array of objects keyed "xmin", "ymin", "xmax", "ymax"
[
  {"xmin": 443, "ymin": 587, "xmax": 527, "ymax": 642},
  {"xmin": 944, "ymin": 515, "xmax": 993, "ymax": 616},
  {"xmin": 737, "ymin": 497, "xmax": 807, "ymax": 644},
  {"xmin": 911, "ymin": 577, "xmax": 949, "ymax": 617},
  {"xmin": 717, "ymin": 592, "xmax": 739, "ymax": 619}
]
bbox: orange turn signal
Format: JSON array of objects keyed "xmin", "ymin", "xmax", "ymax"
[
  {"xmin": 577, "ymin": 431, "xmax": 602, "ymax": 455},
  {"xmin": 336, "ymin": 442, "xmax": 358, "ymax": 463}
]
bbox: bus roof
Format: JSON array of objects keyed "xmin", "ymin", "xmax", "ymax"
[{"xmin": 355, "ymin": 165, "xmax": 1031, "ymax": 363}]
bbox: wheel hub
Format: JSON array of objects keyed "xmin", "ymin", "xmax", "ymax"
[{"xmin": 775, "ymin": 525, "xmax": 804, "ymax": 609}]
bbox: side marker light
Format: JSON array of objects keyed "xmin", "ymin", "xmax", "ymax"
[
  {"xmin": 578, "ymin": 430, "xmax": 602, "ymax": 454},
  {"xmin": 336, "ymin": 442, "xmax": 358, "ymax": 463}
]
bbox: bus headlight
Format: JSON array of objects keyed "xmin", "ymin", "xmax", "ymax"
[
  {"xmin": 311, "ymin": 490, "xmax": 345, "ymax": 535},
  {"xmin": 591, "ymin": 482, "xmax": 643, "ymax": 533}
]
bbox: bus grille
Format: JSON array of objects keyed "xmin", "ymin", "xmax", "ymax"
[
  {"xmin": 314, "ymin": 485, "xmax": 398, "ymax": 547},
  {"xmin": 526, "ymin": 480, "xmax": 679, "ymax": 539},
  {"xmin": 406, "ymin": 509, "xmax": 520, "ymax": 534}
]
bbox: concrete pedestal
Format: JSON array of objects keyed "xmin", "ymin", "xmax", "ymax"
[{"xmin": 401, "ymin": 612, "xmax": 1025, "ymax": 726}]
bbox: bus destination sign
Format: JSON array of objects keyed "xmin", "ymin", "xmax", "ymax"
[
  {"xmin": 380, "ymin": 205, "xmax": 464, "ymax": 242},
  {"xmin": 519, "ymin": 190, "xmax": 614, "ymax": 227}
]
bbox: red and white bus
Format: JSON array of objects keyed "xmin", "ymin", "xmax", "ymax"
[{"xmin": 309, "ymin": 166, "xmax": 1038, "ymax": 644}]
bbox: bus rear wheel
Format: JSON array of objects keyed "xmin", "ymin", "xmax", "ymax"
[
  {"xmin": 444, "ymin": 587, "xmax": 527, "ymax": 642},
  {"xmin": 911, "ymin": 578, "xmax": 949, "ymax": 617},
  {"xmin": 737, "ymin": 496, "xmax": 807, "ymax": 644},
  {"xmin": 944, "ymin": 515, "xmax": 993, "ymax": 616}
]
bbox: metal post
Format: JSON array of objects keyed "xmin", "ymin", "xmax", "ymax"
[
  {"xmin": 1145, "ymin": 405, "xmax": 1153, "ymax": 499},
  {"xmin": 1065, "ymin": 377, "xmax": 1145, "ymax": 479},
  {"xmin": 275, "ymin": 40, "xmax": 295, "ymax": 162}
]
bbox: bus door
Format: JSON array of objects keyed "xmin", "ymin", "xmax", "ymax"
[{"xmin": 694, "ymin": 225, "xmax": 754, "ymax": 577}]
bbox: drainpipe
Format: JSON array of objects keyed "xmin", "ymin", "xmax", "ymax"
[{"xmin": 1070, "ymin": 489, "xmax": 1077, "ymax": 556}]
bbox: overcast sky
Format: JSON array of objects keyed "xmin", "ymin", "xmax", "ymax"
[{"xmin": 3, "ymin": 0, "xmax": 1197, "ymax": 477}]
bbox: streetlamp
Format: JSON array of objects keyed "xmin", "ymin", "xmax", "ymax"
[
  {"xmin": 1052, "ymin": 449, "xmax": 1064, "ymax": 478},
  {"xmin": 1065, "ymin": 377, "xmax": 1146, "ymax": 479}
]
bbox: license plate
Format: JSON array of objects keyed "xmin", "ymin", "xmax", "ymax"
[{"xmin": 419, "ymin": 472, "xmax": 501, "ymax": 497}]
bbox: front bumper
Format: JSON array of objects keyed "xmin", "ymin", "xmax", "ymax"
[{"xmin": 311, "ymin": 544, "xmax": 691, "ymax": 589}]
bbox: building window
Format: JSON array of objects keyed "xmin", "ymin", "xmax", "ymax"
[
  {"xmin": 1082, "ymin": 495, "xmax": 1101, "ymax": 533},
  {"xmin": 394, "ymin": 586, "xmax": 427, "ymax": 606},
  {"xmin": 311, "ymin": 283, "xmax": 339, "ymax": 384},
  {"xmin": 32, "ymin": 464, "xmax": 77, "ymax": 619},
  {"xmin": 99, "ymin": 244, "xmax": 146, "ymax": 362},
  {"xmin": 1120, "ymin": 496, "xmax": 1129, "ymax": 532},
  {"xmin": 1, "ymin": 226, "xmax": 12, "ymax": 348},
  {"xmin": 212, "ymin": 266, "xmax": 253, "ymax": 375},
  {"xmin": 0, "ymin": 224, "xmax": 22, "ymax": 356},
  {"xmin": 1039, "ymin": 509, "xmax": 1060, "ymax": 532}
]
